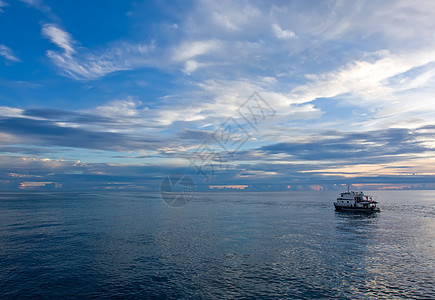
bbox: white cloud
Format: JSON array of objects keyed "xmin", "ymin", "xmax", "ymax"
[
  {"xmin": 42, "ymin": 23, "xmax": 75, "ymax": 54},
  {"xmin": 41, "ymin": 23, "xmax": 155, "ymax": 80},
  {"xmin": 157, "ymin": 106, "xmax": 206, "ymax": 126},
  {"xmin": 173, "ymin": 40, "xmax": 222, "ymax": 62},
  {"xmin": 272, "ymin": 24, "xmax": 296, "ymax": 40},
  {"xmin": 183, "ymin": 60, "xmax": 203, "ymax": 74},
  {"xmin": 171, "ymin": 39, "xmax": 224, "ymax": 74},
  {"xmin": 96, "ymin": 99, "xmax": 148, "ymax": 118},
  {"xmin": 0, "ymin": 44, "xmax": 20, "ymax": 62},
  {"xmin": 290, "ymin": 47, "xmax": 435, "ymax": 103},
  {"xmin": 0, "ymin": 106, "xmax": 24, "ymax": 118}
]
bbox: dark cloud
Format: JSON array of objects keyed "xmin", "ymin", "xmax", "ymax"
[
  {"xmin": 0, "ymin": 117, "xmax": 159, "ymax": 151},
  {"xmin": 177, "ymin": 128, "xmax": 212, "ymax": 141},
  {"xmin": 260, "ymin": 127, "xmax": 434, "ymax": 163},
  {"xmin": 23, "ymin": 108, "xmax": 114, "ymax": 124},
  {"xmin": 0, "ymin": 146, "xmax": 58, "ymax": 155}
]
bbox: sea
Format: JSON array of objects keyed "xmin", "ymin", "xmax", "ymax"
[{"xmin": 0, "ymin": 190, "xmax": 434, "ymax": 299}]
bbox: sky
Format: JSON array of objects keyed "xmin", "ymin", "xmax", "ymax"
[{"xmin": 0, "ymin": 0, "xmax": 434, "ymax": 191}]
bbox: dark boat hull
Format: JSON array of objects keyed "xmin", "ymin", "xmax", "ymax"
[{"xmin": 334, "ymin": 204, "xmax": 380, "ymax": 212}]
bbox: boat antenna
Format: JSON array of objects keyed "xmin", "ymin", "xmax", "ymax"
[{"xmin": 347, "ymin": 185, "xmax": 350, "ymax": 192}]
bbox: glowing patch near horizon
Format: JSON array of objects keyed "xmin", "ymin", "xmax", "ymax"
[
  {"xmin": 19, "ymin": 182, "xmax": 63, "ymax": 189},
  {"xmin": 310, "ymin": 185, "xmax": 324, "ymax": 191},
  {"xmin": 209, "ymin": 185, "xmax": 248, "ymax": 190}
]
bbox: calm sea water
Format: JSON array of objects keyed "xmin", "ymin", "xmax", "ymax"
[{"xmin": 0, "ymin": 190, "xmax": 434, "ymax": 299}]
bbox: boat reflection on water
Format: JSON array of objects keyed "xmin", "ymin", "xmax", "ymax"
[{"xmin": 334, "ymin": 207, "xmax": 379, "ymax": 235}]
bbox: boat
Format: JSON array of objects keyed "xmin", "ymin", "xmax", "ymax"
[{"xmin": 334, "ymin": 186, "xmax": 380, "ymax": 212}]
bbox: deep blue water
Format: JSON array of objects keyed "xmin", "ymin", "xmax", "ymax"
[{"xmin": 0, "ymin": 190, "xmax": 434, "ymax": 299}]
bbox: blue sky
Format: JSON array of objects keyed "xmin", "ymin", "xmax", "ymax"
[{"xmin": 0, "ymin": 0, "xmax": 434, "ymax": 191}]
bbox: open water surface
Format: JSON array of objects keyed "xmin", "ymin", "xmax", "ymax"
[{"xmin": 0, "ymin": 190, "xmax": 434, "ymax": 299}]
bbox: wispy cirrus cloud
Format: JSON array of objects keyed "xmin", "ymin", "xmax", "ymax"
[
  {"xmin": 0, "ymin": 44, "xmax": 20, "ymax": 62},
  {"xmin": 42, "ymin": 23, "xmax": 75, "ymax": 54},
  {"xmin": 41, "ymin": 23, "xmax": 155, "ymax": 79}
]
